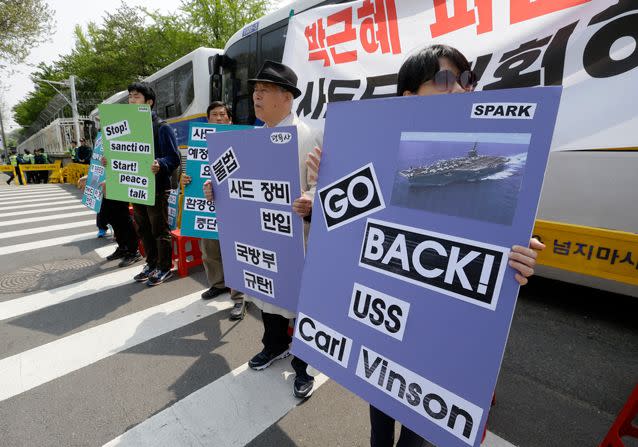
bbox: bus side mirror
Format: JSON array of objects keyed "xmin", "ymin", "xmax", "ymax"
[{"xmin": 211, "ymin": 73, "xmax": 222, "ymax": 102}]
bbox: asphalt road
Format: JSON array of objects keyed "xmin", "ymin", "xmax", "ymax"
[{"xmin": 0, "ymin": 181, "xmax": 636, "ymax": 447}]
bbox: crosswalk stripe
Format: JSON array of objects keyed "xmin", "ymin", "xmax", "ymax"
[
  {"xmin": 0, "ymin": 210, "xmax": 95, "ymax": 227},
  {"xmin": 483, "ymin": 431, "xmax": 518, "ymax": 446},
  {"xmin": 0, "ymin": 265, "xmax": 139, "ymax": 322},
  {"xmin": 0, "ymin": 187, "xmax": 68, "ymax": 197},
  {"xmin": 103, "ymin": 360, "xmax": 330, "ymax": 447},
  {"xmin": 0, "ymin": 204, "xmax": 86, "ymax": 218},
  {"xmin": 0, "ymin": 198, "xmax": 79, "ymax": 211},
  {"xmin": 94, "ymin": 243, "xmax": 118, "ymax": 258},
  {"xmin": 0, "ymin": 193, "xmax": 75, "ymax": 205},
  {"xmin": 0, "ymin": 292, "xmax": 234, "ymax": 402},
  {"xmin": 0, "ymin": 231, "xmax": 96, "ymax": 255},
  {"xmin": 0, "ymin": 219, "xmax": 95, "ymax": 239}
]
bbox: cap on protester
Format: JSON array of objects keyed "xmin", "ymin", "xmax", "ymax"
[{"xmin": 249, "ymin": 60, "xmax": 302, "ymax": 99}]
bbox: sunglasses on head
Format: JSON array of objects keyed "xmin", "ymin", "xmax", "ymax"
[{"xmin": 432, "ymin": 70, "xmax": 477, "ymax": 91}]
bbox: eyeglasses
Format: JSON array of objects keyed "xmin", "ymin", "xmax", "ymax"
[{"xmin": 432, "ymin": 70, "xmax": 477, "ymax": 92}]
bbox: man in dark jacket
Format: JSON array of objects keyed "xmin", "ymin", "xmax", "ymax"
[
  {"xmin": 75, "ymin": 139, "xmax": 92, "ymax": 164},
  {"xmin": 127, "ymin": 82, "xmax": 180, "ymax": 286}
]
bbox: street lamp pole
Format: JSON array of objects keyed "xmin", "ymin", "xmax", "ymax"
[
  {"xmin": 0, "ymin": 106, "xmax": 8, "ymax": 161},
  {"xmin": 33, "ymin": 76, "xmax": 82, "ymax": 145},
  {"xmin": 68, "ymin": 76, "xmax": 81, "ymax": 145}
]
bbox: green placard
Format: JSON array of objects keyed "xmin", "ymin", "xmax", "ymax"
[{"xmin": 99, "ymin": 104, "xmax": 156, "ymax": 205}]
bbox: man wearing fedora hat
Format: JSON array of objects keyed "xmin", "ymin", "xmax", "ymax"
[{"xmin": 244, "ymin": 60, "xmax": 323, "ymax": 399}]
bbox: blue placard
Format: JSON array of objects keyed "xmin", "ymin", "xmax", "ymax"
[
  {"xmin": 167, "ymin": 188, "xmax": 179, "ymax": 230},
  {"xmin": 180, "ymin": 123, "xmax": 253, "ymax": 239},
  {"xmin": 207, "ymin": 126, "xmax": 305, "ymax": 313},
  {"xmin": 82, "ymin": 132, "xmax": 104, "ymax": 212},
  {"xmin": 292, "ymin": 87, "xmax": 562, "ymax": 447}
]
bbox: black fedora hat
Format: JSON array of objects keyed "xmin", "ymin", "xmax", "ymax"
[{"xmin": 249, "ymin": 60, "xmax": 302, "ymax": 99}]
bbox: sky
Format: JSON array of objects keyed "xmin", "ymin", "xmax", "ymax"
[{"xmin": 1, "ymin": 0, "xmax": 293, "ymax": 132}]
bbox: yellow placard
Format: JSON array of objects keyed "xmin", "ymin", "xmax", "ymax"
[
  {"xmin": 533, "ymin": 219, "xmax": 638, "ymax": 286},
  {"xmin": 0, "ymin": 165, "xmax": 15, "ymax": 172}
]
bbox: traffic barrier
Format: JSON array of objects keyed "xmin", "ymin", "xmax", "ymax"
[
  {"xmin": 17, "ymin": 161, "xmax": 63, "ymax": 185},
  {"xmin": 60, "ymin": 163, "xmax": 89, "ymax": 185},
  {"xmin": 599, "ymin": 385, "xmax": 638, "ymax": 447},
  {"xmin": 171, "ymin": 228, "xmax": 202, "ymax": 277}
]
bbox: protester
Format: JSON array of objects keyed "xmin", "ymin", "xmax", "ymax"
[
  {"xmin": 77, "ymin": 172, "xmax": 141, "ymax": 267},
  {"xmin": 386, "ymin": 44, "xmax": 544, "ymax": 447},
  {"xmin": 183, "ymin": 101, "xmax": 248, "ymax": 320},
  {"xmin": 75, "ymin": 139, "xmax": 92, "ymax": 164},
  {"xmin": 245, "ymin": 61, "xmax": 322, "ymax": 398},
  {"xmin": 126, "ymin": 82, "xmax": 181, "ymax": 286}
]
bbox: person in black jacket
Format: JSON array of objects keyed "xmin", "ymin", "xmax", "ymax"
[
  {"xmin": 75, "ymin": 139, "xmax": 92, "ymax": 164},
  {"xmin": 127, "ymin": 82, "xmax": 181, "ymax": 286}
]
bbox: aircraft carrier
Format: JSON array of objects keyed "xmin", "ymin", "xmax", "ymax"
[{"xmin": 399, "ymin": 143, "xmax": 508, "ymax": 187}]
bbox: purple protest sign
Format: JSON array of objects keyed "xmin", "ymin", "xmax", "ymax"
[
  {"xmin": 292, "ymin": 87, "xmax": 562, "ymax": 447},
  {"xmin": 207, "ymin": 126, "xmax": 305, "ymax": 312}
]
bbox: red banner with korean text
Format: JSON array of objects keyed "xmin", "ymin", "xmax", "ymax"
[{"xmin": 282, "ymin": 0, "xmax": 637, "ymax": 152}]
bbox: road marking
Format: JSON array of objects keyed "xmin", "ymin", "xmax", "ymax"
[
  {"xmin": 94, "ymin": 243, "xmax": 118, "ymax": 258},
  {"xmin": 0, "ymin": 231, "xmax": 96, "ymax": 255},
  {"xmin": 0, "ymin": 193, "xmax": 75, "ymax": 205},
  {"xmin": 0, "ymin": 219, "xmax": 95, "ymax": 239},
  {"xmin": 0, "ymin": 265, "xmax": 139, "ymax": 322},
  {"xmin": 0, "ymin": 187, "xmax": 68, "ymax": 197},
  {"xmin": 0, "ymin": 204, "xmax": 86, "ymax": 218},
  {"xmin": 0, "ymin": 199, "xmax": 79, "ymax": 211},
  {"xmin": 483, "ymin": 431, "xmax": 517, "ymax": 446},
  {"xmin": 103, "ymin": 360, "xmax": 330, "ymax": 447},
  {"xmin": 0, "ymin": 291, "xmax": 233, "ymax": 402},
  {"xmin": 0, "ymin": 210, "xmax": 95, "ymax": 227}
]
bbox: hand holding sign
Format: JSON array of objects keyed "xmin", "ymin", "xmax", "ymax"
[
  {"xmin": 203, "ymin": 179, "xmax": 213, "ymax": 202},
  {"xmin": 292, "ymin": 192, "xmax": 313, "ymax": 218}
]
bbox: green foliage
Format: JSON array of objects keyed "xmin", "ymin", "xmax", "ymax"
[
  {"xmin": 12, "ymin": 0, "xmax": 272, "ymax": 128},
  {"xmin": 181, "ymin": 0, "xmax": 272, "ymax": 48},
  {"xmin": 0, "ymin": 0, "xmax": 55, "ymax": 67}
]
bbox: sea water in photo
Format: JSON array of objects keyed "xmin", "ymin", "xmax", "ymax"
[{"xmin": 391, "ymin": 132, "xmax": 531, "ymax": 226}]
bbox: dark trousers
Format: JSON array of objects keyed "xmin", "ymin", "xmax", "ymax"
[
  {"xmin": 370, "ymin": 405, "xmax": 431, "ymax": 447},
  {"xmin": 102, "ymin": 198, "xmax": 138, "ymax": 253},
  {"xmin": 133, "ymin": 191, "xmax": 172, "ymax": 271},
  {"xmin": 7, "ymin": 168, "xmax": 23, "ymax": 185},
  {"xmin": 261, "ymin": 311, "xmax": 310, "ymax": 378},
  {"xmin": 96, "ymin": 207, "xmax": 109, "ymax": 231}
]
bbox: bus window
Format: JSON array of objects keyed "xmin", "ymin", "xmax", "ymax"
[
  {"xmin": 174, "ymin": 62, "xmax": 194, "ymax": 116},
  {"xmin": 222, "ymin": 34, "xmax": 257, "ymax": 124},
  {"xmin": 259, "ymin": 24, "xmax": 288, "ymax": 67},
  {"xmin": 153, "ymin": 72, "xmax": 175, "ymax": 120}
]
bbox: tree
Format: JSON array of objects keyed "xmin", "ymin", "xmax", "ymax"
[
  {"xmin": 180, "ymin": 0, "xmax": 272, "ymax": 48},
  {"xmin": 0, "ymin": 0, "xmax": 55, "ymax": 68},
  {"xmin": 12, "ymin": 0, "xmax": 273, "ymax": 129}
]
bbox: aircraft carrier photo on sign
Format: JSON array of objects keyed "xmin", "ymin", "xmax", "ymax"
[{"xmin": 391, "ymin": 132, "xmax": 530, "ymax": 226}]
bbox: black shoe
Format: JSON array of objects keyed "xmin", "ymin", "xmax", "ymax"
[
  {"xmin": 134, "ymin": 265, "xmax": 154, "ymax": 282},
  {"xmin": 118, "ymin": 251, "xmax": 142, "ymax": 267},
  {"xmin": 106, "ymin": 247, "xmax": 126, "ymax": 261},
  {"xmin": 146, "ymin": 269, "xmax": 173, "ymax": 286},
  {"xmin": 293, "ymin": 374, "xmax": 315, "ymax": 399},
  {"xmin": 248, "ymin": 349, "xmax": 290, "ymax": 371},
  {"xmin": 201, "ymin": 286, "xmax": 229, "ymax": 300},
  {"xmin": 229, "ymin": 300, "xmax": 247, "ymax": 320}
]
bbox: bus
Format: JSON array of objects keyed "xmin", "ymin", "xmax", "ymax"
[
  {"xmin": 219, "ymin": 0, "xmax": 637, "ymax": 297},
  {"xmin": 90, "ymin": 46, "xmax": 225, "ymax": 150}
]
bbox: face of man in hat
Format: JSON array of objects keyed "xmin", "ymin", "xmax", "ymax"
[{"xmin": 253, "ymin": 82, "xmax": 293, "ymax": 127}]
